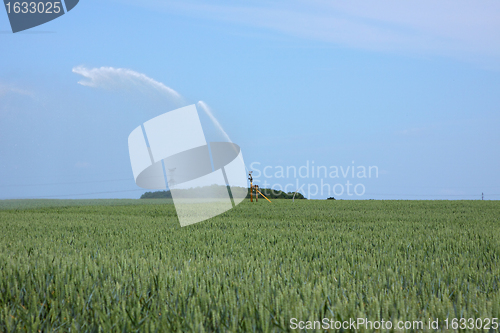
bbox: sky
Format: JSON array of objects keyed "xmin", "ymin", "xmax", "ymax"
[{"xmin": 1, "ymin": 0, "xmax": 499, "ymax": 200}]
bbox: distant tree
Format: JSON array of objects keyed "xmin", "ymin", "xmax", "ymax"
[
  {"xmin": 140, "ymin": 185, "xmax": 231, "ymax": 199},
  {"xmin": 327, "ymin": 197, "xmax": 336, "ymax": 200},
  {"xmin": 140, "ymin": 191, "xmax": 172, "ymax": 199},
  {"xmin": 251, "ymin": 188, "xmax": 306, "ymax": 200}
]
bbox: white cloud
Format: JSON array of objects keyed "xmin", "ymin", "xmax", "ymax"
[
  {"xmin": 120, "ymin": 0, "xmax": 500, "ymax": 64},
  {"xmin": 72, "ymin": 66, "xmax": 183, "ymax": 102},
  {"xmin": 0, "ymin": 83, "xmax": 33, "ymax": 98}
]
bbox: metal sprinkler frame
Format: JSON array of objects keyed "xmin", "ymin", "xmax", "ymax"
[{"xmin": 248, "ymin": 171, "xmax": 271, "ymax": 203}]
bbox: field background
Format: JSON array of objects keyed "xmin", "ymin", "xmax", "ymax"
[{"xmin": 1, "ymin": 199, "xmax": 499, "ymax": 332}]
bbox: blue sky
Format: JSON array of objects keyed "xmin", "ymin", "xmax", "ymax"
[{"xmin": 1, "ymin": 0, "xmax": 499, "ymax": 200}]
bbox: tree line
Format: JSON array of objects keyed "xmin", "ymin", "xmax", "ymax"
[{"xmin": 140, "ymin": 186, "xmax": 306, "ymax": 200}]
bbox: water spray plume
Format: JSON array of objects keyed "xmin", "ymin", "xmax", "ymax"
[
  {"xmin": 197, "ymin": 101, "xmax": 249, "ymax": 173},
  {"xmin": 197, "ymin": 101, "xmax": 233, "ymax": 143},
  {"xmin": 72, "ymin": 66, "xmax": 183, "ymax": 102}
]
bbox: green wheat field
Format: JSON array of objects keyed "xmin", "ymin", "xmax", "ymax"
[{"xmin": 0, "ymin": 199, "xmax": 499, "ymax": 332}]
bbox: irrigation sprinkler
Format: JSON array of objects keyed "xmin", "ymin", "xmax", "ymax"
[
  {"xmin": 248, "ymin": 171, "xmax": 253, "ymax": 202},
  {"xmin": 248, "ymin": 172, "xmax": 271, "ymax": 203},
  {"xmin": 255, "ymin": 185, "xmax": 272, "ymax": 203}
]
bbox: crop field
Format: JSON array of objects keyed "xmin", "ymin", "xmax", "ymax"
[{"xmin": 0, "ymin": 199, "xmax": 499, "ymax": 332}]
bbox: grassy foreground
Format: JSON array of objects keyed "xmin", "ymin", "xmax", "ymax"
[{"xmin": 0, "ymin": 200, "xmax": 499, "ymax": 332}]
